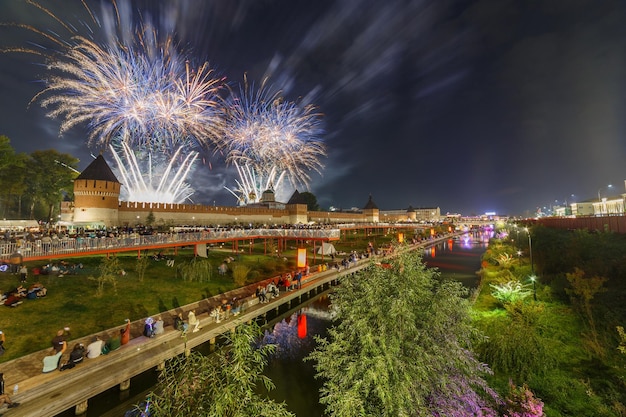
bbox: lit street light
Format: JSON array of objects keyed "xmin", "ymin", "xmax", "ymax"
[
  {"xmin": 525, "ymin": 227, "xmax": 534, "ymax": 275},
  {"xmin": 597, "ymin": 184, "xmax": 613, "ymax": 215}
]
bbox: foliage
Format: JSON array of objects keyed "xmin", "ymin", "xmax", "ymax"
[
  {"xmin": 89, "ymin": 256, "xmax": 121, "ymax": 296},
  {"xmin": 503, "ymin": 382, "xmax": 544, "ymax": 417},
  {"xmin": 146, "ymin": 210, "xmax": 156, "ymax": 226},
  {"xmin": 135, "ymin": 255, "xmax": 150, "ymax": 282},
  {"xmin": 24, "ymin": 149, "xmax": 79, "ymax": 221},
  {"xmin": 232, "ymin": 264, "xmax": 250, "ymax": 286},
  {"xmin": 565, "ymin": 267, "xmax": 607, "ymax": 356},
  {"xmin": 308, "ymin": 250, "xmax": 498, "ymax": 417},
  {"xmin": 176, "ymin": 258, "xmax": 213, "ymax": 282},
  {"xmin": 476, "ymin": 302, "xmax": 558, "ymax": 381},
  {"xmin": 617, "ymin": 326, "xmax": 626, "ymax": 355},
  {"xmin": 490, "ymin": 280, "xmax": 532, "ymax": 305},
  {"xmin": 144, "ymin": 323, "xmax": 294, "ymax": 417}
]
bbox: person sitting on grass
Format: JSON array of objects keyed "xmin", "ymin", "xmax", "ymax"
[{"xmin": 43, "ymin": 340, "xmax": 67, "ymax": 373}]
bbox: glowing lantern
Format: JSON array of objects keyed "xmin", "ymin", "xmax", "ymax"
[
  {"xmin": 398, "ymin": 233, "xmax": 404, "ymax": 243},
  {"xmin": 430, "ymin": 228, "xmax": 435, "ymax": 236},
  {"xmin": 297, "ymin": 248, "xmax": 307, "ymax": 268}
]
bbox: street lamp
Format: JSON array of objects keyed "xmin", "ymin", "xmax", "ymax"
[
  {"xmin": 525, "ymin": 227, "xmax": 534, "ymax": 274},
  {"xmin": 597, "ymin": 184, "xmax": 613, "ymax": 215},
  {"xmin": 529, "ymin": 275, "xmax": 537, "ymax": 301}
]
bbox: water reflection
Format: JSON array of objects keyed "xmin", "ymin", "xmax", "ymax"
[
  {"xmin": 422, "ymin": 230, "xmax": 493, "ymax": 289},
  {"xmin": 260, "ymin": 296, "xmax": 331, "ymax": 417}
]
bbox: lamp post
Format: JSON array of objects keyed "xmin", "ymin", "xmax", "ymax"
[
  {"xmin": 597, "ymin": 184, "xmax": 613, "ymax": 215},
  {"xmin": 525, "ymin": 227, "xmax": 534, "ymax": 275},
  {"xmin": 529, "ymin": 275, "xmax": 537, "ymax": 301}
]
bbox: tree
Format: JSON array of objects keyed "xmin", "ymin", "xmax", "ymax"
[
  {"xmin": 89, "ymin": 256, "xmax": 121, "ymax": 296},
  {"xmin": 144, "ymin": 323, "xmax": 294, "ymax": 417},
  {"xmin": 565, "ymin": 267, "xmax": 607, "ymax": 355},
  {"xmin": 24, "ymin": 150, "xmax": 79, "ymax": 221},
  {"xmin": 308, "ymin": 250, "xmax": 498, "ymax": 416},
  {"xmin": 135, "ymin": 255, "xmax": 150, "ymax": 283},
  {"xmin": 299, "ymin": 191, "xmax": 320, "ymax": 211},
  {"xmin": 0, "ymin": 136, "xmax": 30, "ymax": 217},
  {"xmin": 146, "ymin": 210, "xmax": 156, "ymax": 227}
]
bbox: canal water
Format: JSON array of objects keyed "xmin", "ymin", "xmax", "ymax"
[{"xmin": 58, "ymin": 233, "xmax": 488, "ymax": 417}]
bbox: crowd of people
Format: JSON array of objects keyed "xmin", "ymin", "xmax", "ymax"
[{"xmin": 2, "ymin": 281, "xmax": 47, "ymax": 307}]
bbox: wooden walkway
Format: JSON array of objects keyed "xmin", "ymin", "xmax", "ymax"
[{"xmin": 0, "ymin": 265, "xmax": 351, "ymax": 417}]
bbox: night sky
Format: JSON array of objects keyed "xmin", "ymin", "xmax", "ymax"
[{"xmin": 1, "ymin": 0, "xmax": 625, "ymax": 217}]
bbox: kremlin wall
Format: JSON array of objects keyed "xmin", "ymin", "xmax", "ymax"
[{"xmin": 65, "ymin": 155, "xmax": 440, "ymax": 228}]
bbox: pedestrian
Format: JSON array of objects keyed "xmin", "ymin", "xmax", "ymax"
[
  {"xmin": 0, "ymin": 330, "xmax": 5, "ymax": 356},
  {"xmin": 19, "ymin": 265, "xmax": 27, "ymax": 284}
]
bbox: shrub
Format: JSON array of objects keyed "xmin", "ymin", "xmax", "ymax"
[
  {"xmin": 177, "ymin": 258, "xmax": 213, "ymax": 283},
  {"xmin": 490, "ymin": 280, "xmax": 532, "ymax": 305},
  {"xmin": 232, "ymin": 264, "xmax": 250, "ymax": 287},
  {"xmin": 503, "ymin": 382, "xmax": 543, "ymax": 417}
]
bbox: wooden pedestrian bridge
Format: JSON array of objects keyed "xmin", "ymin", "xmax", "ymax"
[{"xmin": 0, "ymin": 235, "xmax": 458, "ymax": 417}]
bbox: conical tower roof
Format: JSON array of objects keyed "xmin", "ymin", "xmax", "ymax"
[
  {"xmin": 76, "ymin": 154, "xmax": 119, "ymax": 183},
  {"xmin": 363, "ymin": 194, "xmax": 378, "ymax": 210},
  {"xmin": 287, "ymin": 189, "xmax": 307, "ymax": 205}
]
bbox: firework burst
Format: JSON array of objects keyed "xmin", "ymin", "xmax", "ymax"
[
  {"xmin": 3, "ymin": 1, "xmax": 226, "ymax": 203},
  {"xmin": 221, "ymin": 77, "xmax": 325, "ymax": 204}
]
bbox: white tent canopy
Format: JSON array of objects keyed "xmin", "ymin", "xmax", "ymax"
[{"xmin": 317, "ymin": 242, "xmax": 337, "ymax": 255}]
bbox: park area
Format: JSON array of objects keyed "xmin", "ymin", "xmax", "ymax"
[{"xmin": 0, "ymin": 229, "xmax": 405, "ymax": 362}]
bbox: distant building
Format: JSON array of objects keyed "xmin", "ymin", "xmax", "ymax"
[
  {"xmin": 380, "ymin": 205, "xmax": 441, "ymax": 223},
  {"xmin": 69, "ymin": 156, "xmax": 389, "ymax": 227}
]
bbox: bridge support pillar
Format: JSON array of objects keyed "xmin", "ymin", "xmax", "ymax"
[
  {"xmin": 75, "ymin": 400, "xmax": 88, "ymax": 415},
  {"xmin": 120, "ymin": 379, "xmax": 131, "ymax": 391},
  {"xmin": 210, "ymin": 337, "xmax": 216, "ymax": 345}
]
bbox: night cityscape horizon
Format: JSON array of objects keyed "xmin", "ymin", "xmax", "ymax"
[{"xmin": 1, "ymin": 0, "xmax": 626, "ymax": 218}]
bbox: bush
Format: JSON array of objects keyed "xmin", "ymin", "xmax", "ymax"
[
  {"xmin": 232, "ymin": 264, "xmax": 250, "ymax": 287},
  {"xmin": 476, "ymin": 303, "xmax": 557, "ymax": 380},
  {"xmin": 490, "ymin": 280, "xmax": 532, "ymax": 305}
]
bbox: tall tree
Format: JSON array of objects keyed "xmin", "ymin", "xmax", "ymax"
[
  {"xmin": 25, "ymin": 150, "xmax": 79, "ymax": 221},
  {"xmin": 145, "ymin": 323, "xmax": 294, "ymax": 417},
  {"xmin": 308, "ymin": 250, "xmax": 497, "ymax": 416},
  {"xmin": 0, "ymin": 135, "xmax": 26, "ymax": 217}
]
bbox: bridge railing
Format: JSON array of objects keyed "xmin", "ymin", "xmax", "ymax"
[{"xmin": 0, "ymin": 228, "xmax": 341, "ymax": 261}]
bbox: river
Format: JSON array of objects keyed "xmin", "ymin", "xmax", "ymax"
[{"xmin": 58, "ymin": 232, "xmax": 489, "ymax": 417}]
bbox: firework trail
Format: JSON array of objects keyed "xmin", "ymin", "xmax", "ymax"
[
  {"xmin": 3, "ymin": 0, "xmax": 226, "ymax": 203},
  {"xmin": 221, "ymin": 76, "xmax": 325, "ymax": 204}
]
